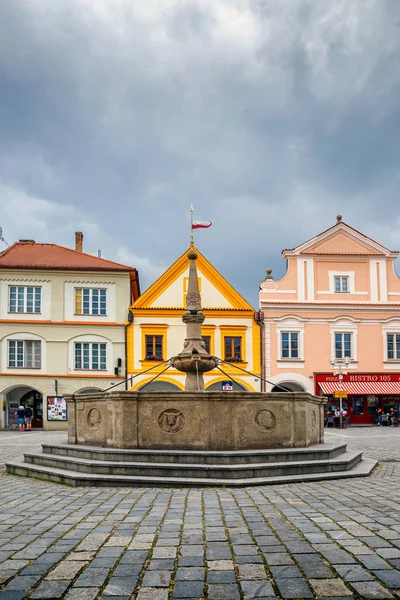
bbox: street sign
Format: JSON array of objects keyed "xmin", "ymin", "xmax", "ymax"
[
  {"xmin": 334, "ymin": 390, "xmax": 348, "ymax": 398},
  {"xmin": 222, "ymin": 381, "xmax": 233, "ymax": 391}
]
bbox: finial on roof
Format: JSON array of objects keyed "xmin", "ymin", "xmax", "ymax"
[
  {"xmin": 336, "ymin": 215, "xmax": 342, "ymax": 223},
  {"xmin": 265, "ymin": 268, "xmax": 273, "ymax": 280}
]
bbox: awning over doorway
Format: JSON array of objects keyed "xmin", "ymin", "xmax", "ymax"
[{"xmin": 319, "ymin": 381, "xmax": 400, "ymax": 395}]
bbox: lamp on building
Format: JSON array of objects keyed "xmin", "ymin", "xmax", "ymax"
[{"xmin": 330, "ymin": 356, "xmax": 350, "ymax": 428}]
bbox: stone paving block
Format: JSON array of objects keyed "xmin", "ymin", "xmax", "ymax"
[
  {"xmin": 102, "ymin": 576, "xmax": 138, "ymax": 596},
  {"xmin": 269, "ymin": 565, "xmax": 302, "ymax": 578},
  {"xmin": 74, "ymin": 567, "xmax": 110, "ymax": 587},
  {"xmin": 274, "ymin": 577, "xmax": 313, "ymax": 599},
  {"xmin": 142, "ymin": 570, "xmax": 171, "ymax": 587},
  {"xmin": 264, "ymin": 553, "xmax": 294, "ymax": 566},
  {"xmin": 66, "ymin": 552, "xmax": 95, "ymax": 561},
  {"xmin": 172, "ymin": 581, "xmax": 205, "ymax": 598},
  {"xmin": 147, "ymin": 559, "xmax": 175, "ymax": 571},
  {"xmin": 309, "ymin": 578, "xmax": 352, "ymax": 597},
  {"xmin": 175, "ymin": 567, "xmax": 205, "ymax": 580},
  {"xmin": 137, "ymin": 589, "xmax": 169, "ymax": 600},
  {"xmin": 119, "ymin": 550, "xmax": 148, "ymax": 564},
  {"xmin": 3, "ymin": 574, "xmax": 41, "ymax": 590},
  {"xmin": 0, "ymin": 592, "xmax": 27, "ymax": 600},
  {"xmin": 178, "ymin": 556, "xmax": 204, "ymax": 567},
  {"xmin": 152, "ymin": 546, "xmax": 176, "ymax": 559},
  {"xmin": 207, "ymin": 571, "xmax": 237, "ymax": 584},
  {"xmin": 240, "ymin": 580, "xmax": 275, "ymax": 598},
  {"xmin": 180, "ymin": 545, "xmax": 203, "ymax": 557},
  {"xmin": 237, "ymin": 564, "xmax": 267, "ymax": 580},
  {"xmin": 360, "ymin": 555, "xmax": 393, "ymax": 569},
  {"xmin": 334, "ymin": 564, "xmax": 374, "ymax": 581},
  {"xmin": 208, "ymin": 560, "xmax": 235, "ymax": 571},
  {"xmin": 351, "ymin": 581, "xmax": 394, "ymax": 598},
  {"xmin": 207, "ymin": 583, "xmax": 241, "ymax": 599},
  {"xmin": 46, "ymin": 560, "xmax": 85, "ymax": 580},
  {"xmin": 64, "ymin": 589, "xmax": 100, "ymax": 600},
  {"xmin": 30, "ymin": 580, "xmax": 70, "ymax": 599},
  {"xmin": 372, "ymin": 569, "xmax": 400, "ymax": 588},
  {"xmin": 206, "ymin": 546, "xmax": 232, "ymax": 560},
  {"xmin": 377, "ymin": 548, "xmax": 400, "ymax": 559}
]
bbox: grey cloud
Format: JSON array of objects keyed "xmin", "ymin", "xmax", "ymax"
[{"xmin": 0, "ymin": 0, "xmax": 399, "ymax": 304}]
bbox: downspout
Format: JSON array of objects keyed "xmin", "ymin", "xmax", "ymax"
[
  {"xmin": 125, "ymin": 310, "xmax": 134, "ymax": 391},
  {"xmin": 255, "ymin": 310, "xmax": 264, "ymax": 392}
]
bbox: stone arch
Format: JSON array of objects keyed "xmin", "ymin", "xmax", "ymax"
[
  {"xmin": 134, "ymin": 378, "xmax": 184, "ymax": 392},
  {"xmin": 266, "ymin": 373, "xmax": 313, "ymax": 394}
]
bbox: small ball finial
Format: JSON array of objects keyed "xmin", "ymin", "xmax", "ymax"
[
  {"xmin": 336, "ymin": 214, "xmax": 342, "ymax": 223},
  {"xmin": 265, "ymin": 268, "xmax": 273, "ymax": 280},
  {"xmin": 188, "ymin": 250, "xmax": 198, "ymax": 260}
]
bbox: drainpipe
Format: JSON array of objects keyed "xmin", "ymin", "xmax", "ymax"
[
  {"xmin": 255, "ymin": 310, "xmax": 264, "ymax": 392},
  {"xmin": 125, "ymin": 310, "xmax": 134, "ymax": 391}
]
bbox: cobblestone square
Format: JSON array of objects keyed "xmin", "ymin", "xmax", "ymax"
[{"xmin": 0, "ymin": 428, "xmax": 400, "ymax": 599}]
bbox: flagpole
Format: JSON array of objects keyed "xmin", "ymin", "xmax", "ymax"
[{"xmin": 190, "ymin": 204, "xmax": 194, "ymax": 247}]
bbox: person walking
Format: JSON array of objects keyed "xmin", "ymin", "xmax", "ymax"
[
  {"xmin": 24, "ymin": 405, "xmax": 33, "ymax": 431},
  {"xmin": 16, "ymin": 406, "xmax": 25, "ymax": 431}
]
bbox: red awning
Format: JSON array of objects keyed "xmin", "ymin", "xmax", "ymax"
[{"xmin": 319, "ymin": 381, "xmax": 400, "ymax": 395}]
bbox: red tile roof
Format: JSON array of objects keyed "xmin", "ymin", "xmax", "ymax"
[{"xmin": 0, "ymin": 241, "xmax": 134, "ymax": 272}]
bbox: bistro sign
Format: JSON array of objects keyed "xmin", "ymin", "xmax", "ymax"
[{"xmin": 316, "ymin": 373, "xmax": 400, "ymax": 383}]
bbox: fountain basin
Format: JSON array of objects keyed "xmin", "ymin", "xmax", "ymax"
[{"xmin": 66, "ymin": 391, "xmax": 325, "ymax": 450}]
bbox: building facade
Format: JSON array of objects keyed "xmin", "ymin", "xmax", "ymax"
[
  {"xmin": 128, "ymin": 247, "xmax": 261, "ymax": 392},
  {"xmin": 260, "ymin": 216, "xmax": 400, "ymax": 424},
  {"xmin": 0, "ymin": 234, "xmax": 139, "ymax": 430}
]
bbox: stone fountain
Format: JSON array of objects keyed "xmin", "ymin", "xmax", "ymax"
[{"xmin": 5, "ymin": 250, "xmax": 376, "ymax": 486}]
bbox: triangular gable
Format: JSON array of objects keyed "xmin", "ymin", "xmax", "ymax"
[
  {"xmin": 284, "ymin": 221, "xmax": 396, "ymax": 257},
  {"xmin": 302, "ymin": 230, "xmax": 383, "ymax": 255},
  {"xmin": 132, "ymin": 247, "xmax": 253, "ymax": 310}
]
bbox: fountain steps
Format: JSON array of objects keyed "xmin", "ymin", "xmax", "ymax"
[{"xmin": 5, "ymin": 442, "xmax": 377, "ymax": 487}]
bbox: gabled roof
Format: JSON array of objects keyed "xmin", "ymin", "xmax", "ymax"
[
  {"xmin": 0, "ymin": 240, "xmax": 135, "ymax": 272},
  {"xmin": 282, "ymin": 219, "xmax": 399, "ymax": 258},
  {"xmin": 132, "ymin": 246, "xmax": 254, "ymax": 311}
]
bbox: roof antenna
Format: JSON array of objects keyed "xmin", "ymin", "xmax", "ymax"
[
  {"xmin": 98, "ymin": 248, "xmax": 102, "ymax": 258},
  {"xmin": 0, "ymin": 227, "xmax": 9, "ymax": 246}
]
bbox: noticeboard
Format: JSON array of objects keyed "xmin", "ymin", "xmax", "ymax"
[
  {"xmin": 334, "ymin": 390, "xmax": 348, "ymax": 398},
  {"xmin": 47, "ymin": 396, "xmax": 67, "ymax": 421}
]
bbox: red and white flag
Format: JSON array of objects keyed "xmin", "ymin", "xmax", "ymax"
[{"xmin": 192, "ymin": 220, "xmax": 212, "ymax": 230}]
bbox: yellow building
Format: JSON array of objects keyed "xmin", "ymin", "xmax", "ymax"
[{"xmin": 127, "ymin": 247, "xmax": 261, "ymax": 392}]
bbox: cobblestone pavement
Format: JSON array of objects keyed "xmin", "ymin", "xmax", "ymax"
[{"xmin": 0, "ymin": 429, "xmax": 399, "ymax": 599}]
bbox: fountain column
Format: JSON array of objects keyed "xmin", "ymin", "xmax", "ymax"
[{"xmin": 171, "ymin": 250, "xmax": 218, "ymax": 390}]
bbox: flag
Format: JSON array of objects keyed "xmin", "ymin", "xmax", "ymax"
[{"xmin": 192, "ymin": 221, "xmax": 212, "ymax": 230}]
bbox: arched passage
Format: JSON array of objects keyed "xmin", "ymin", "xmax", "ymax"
[
  {"xmin": 206, "ymin": 380, "xmax": 249, "ymax": 392},
  {"xmin": 2, "ymin": 385, "xmax": 43, "ymax": 429},
  {"xmin": 271, "ymin": 382, "xmax": 306, "ymax": 392},
  {"xmin": 137, "ymin": 380, "xmax": 183, "ymax": 392},
  {"xmin": 75, "ymin": 388, "xmax": 103, "ymax": 395}
]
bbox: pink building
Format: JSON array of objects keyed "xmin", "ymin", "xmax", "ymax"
[{"xmin": 259, "ymin": 216, "xmax": 400, "ymax": 424}]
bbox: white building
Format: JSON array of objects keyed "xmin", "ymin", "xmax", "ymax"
[{"xmin": 0, "ymin": 233, "xmax": 139, "ymax": 430}]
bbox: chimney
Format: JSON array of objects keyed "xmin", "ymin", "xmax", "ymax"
[{"xmin": 75, "ymin": 232, "xmax": 83, "ymax": 252}]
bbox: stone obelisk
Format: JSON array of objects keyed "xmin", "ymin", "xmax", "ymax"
[{"xmin": 171, "ymin": 249, "xmax": 218, "ymax": 390}]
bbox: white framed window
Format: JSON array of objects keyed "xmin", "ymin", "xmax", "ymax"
[
  {"xmin": 387, "ymin": 334, "xmax": 400, "ymax": 361},
  {"xmin": 334, "ymin": 332, "xmax": 352, "ymax": 360},
  {"xmin": 74, "ymin": 342, "xmax": 107, "ymax": 370},
  {"xmin": 75, "ymin": 288, "xmax": 107, "ymax": 316},
  {"xmin": 8, "ymin": 340, "xmax": 41, "ymax": 368},
  {"xmin": 334, "ymin": 276, "xmax": 349, "ymax": 293},
  {"xmin": 9, "ymin": 286, "xmax": 41, "ymax": 313},
  {"xmin": 280, "ymin": 332, "xmax": 299, "ymax": 359}
]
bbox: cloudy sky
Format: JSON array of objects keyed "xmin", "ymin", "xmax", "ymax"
[{"xmin": 1, "ymin": 0, "xmax": 400, "ymax": 305}]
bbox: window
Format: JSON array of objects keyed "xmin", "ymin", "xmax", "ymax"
[
  {"xmin": 9, "ymin": 286, "xmax": 41, "ymax": 313},
  {"xmin": 224, "ymin": 336, "xmax": 242, "ymax": 362},
  {"xmin": 334, "ymin": 276, "xmax": 349, "ymax": 293},
  {"xmin": 281, "ymin": 332, "xmax": 299, "ymax": 359},
  {"xmin": 8, "ymin": 340, "xmax": 41, "ymax": 368},
  {"xmin": 335, "ymin": 333, "xmax": 352, "ymax": 359},
  {"xmin": 75, "ymin": 288, "xmax": 107, "ymax": 315},
  {"xmin": 145, "ymin": 335, "xmax": 163, "ymax": 361},
  {"xmin": 74, "ymin": 342, "xmax": 107, "ymax": 370},
  {"xmin": 202, "ymin": 336, "xmax": 211, "ymax": 354},
  {"xmin": 387, "ymin": 334, "xmax": 400, "ymax": 360}
]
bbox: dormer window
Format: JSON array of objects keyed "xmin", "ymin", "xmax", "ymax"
[{"xmin": 334, "ymin": 276, "xmax": 349, "ymax": 293}]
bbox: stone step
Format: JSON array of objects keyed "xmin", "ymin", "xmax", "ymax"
[
  {"xmin": 5, "ymin": 457, "xmax": 377, "ymax": 487},
  {"xmin": 23, "ymin": 450, "xmax": 363, "ymax": 479},
  {"xmin": 41, "ymin": 442, "xmax": 348, "ymax": 464}
]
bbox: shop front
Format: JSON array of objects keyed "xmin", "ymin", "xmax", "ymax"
[{"xmin": 315, "ymin": 373, "xmax": 400, "ymax": 425}]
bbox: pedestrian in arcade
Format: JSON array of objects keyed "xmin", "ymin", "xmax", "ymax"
[
  {"xmin": 16, "ymin": 406, "xmax": 25, "ymax": 431},
  {"xmin": 24, "ymin": 405, "xmax": 33, "ymax": 431}
]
